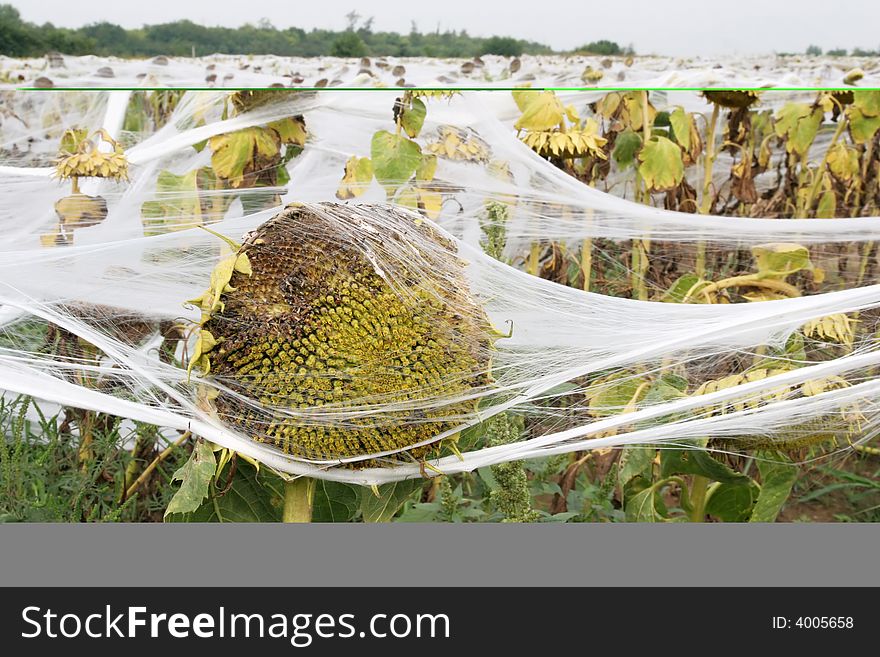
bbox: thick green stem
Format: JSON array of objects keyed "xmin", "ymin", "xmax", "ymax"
[
  {"xmin": 689, "ymin": 475, "xmax": 710, "ymax": 522},
  {"xmin": 283, "ymin": 477, "xmax": 316, "ymax": 523}
]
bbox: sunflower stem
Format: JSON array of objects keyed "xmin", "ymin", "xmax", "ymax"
[{"xmin": 283, "ymin": 477, "xmax": 316, "ymax": 523}]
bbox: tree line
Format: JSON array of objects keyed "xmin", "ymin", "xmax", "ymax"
[{"xmin": 0, "ymin": 6, "xmax": 627, "ymax": 59}]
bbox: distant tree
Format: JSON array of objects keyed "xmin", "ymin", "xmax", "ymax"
[
  {"xmin": 0, "ymin": 5, "xmax": 41, "ymax": 56},
  {"xmin": 345, "ymin": 10, "xmax": 360, "ymax": 31},
  {"xmin": 576, "ymin": 40, "xmax": 623, "ymax": 55},
  {"xmin": 805, "ymin": 44, "xmax": 822, "ymax": 56},
  {"xmin": 480, "ymin": 36, "xmax": 522, "ymax": 57},
  {"xmin": 827, "ymin": 48, "xmax": 847, "ymax": 56},
  {"xmin": 331, "ymin": 31, "xmax": 368, "ymax": 57}
]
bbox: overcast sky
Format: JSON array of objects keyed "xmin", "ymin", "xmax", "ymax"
[{"xmin": 7, "ymin": 0, "xmax": 880, "ymax": 57}]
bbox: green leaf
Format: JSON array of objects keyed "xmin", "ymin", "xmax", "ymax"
[
  {"xmin": 401, "ymin": 98, "xmax": 427, "ymax": 138},
  {"xmin": 706, "ymin": 481, "xmax": 760, "ymax": 522},
  {"xmin": 361, "ymin": 480, "xmax": 423, "ymax": 523},
  {"xmin": 637, "ymin": 136, "xmax": 684, "ymax": 191},
  {"xmin": 816, "ymin": 187, "xmax": 836, "ymax": 218},
  {"xmin": 641, "ymin": 378, "xmax": 688, "ymax": 405},
  {"xmin": 612, "ymin": 129, "xmax": 642, "ymax": 169},
  {"xmin": 751, "ymin": 243, "xmax": 812, "ymax": 279},
  {"xmin": 750, "ymin": 457, "xmax": 798, "ymax": 523},
  {"xmin": 658, "ymin": 373, "xmax": 689, "ymax": 392},
  {"xmin": 853, "ymin": 89, "xmax": 880, "ymax": 117},
  {"xmin": 396, "ymin": 501, "xmax": 442, "ymax": 522},
  {"xmin": 847, "ymin": 106, "xmax": 880, "ymax": 144},
  {"xmin": 618, "ymin": 447, "xmax": 655, "ymax": 490},
  {"xmin": 167, "ymin": 461, "xmax": 283, "ymax": 523},
  {"xmin": 661, "ymin": 273, "xmax": 706, "ymax": 303},
  {"xmin": 625, "ymin": 485, "xmax": 664, "ymax": 522},
  {"xmin": 312, "ymin": 480, "xmax": 361, "ymax": 522},
  {"xmin": 370, "ymin": 130, "xmax": 423, "ymax": 192},
  {"xmin": 164, "ymin": 439, "xmax": 216, "ymax": 518},
  {"xmin": 141, "ymin": 168, "xmax": 212, "ymax": 235},
  {"xmin": 587, "ymin": 372, "xmax": 644, "ymax": 417},
  {"xmin": 660, "ymin": 447, "xmax": 751, "ymax": 485}
]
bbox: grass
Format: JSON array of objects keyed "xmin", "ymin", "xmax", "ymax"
[{"xmin": 0, "ymin": 394, "xmax": 188, "ymax": 522}]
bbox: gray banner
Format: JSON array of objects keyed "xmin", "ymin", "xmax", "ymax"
[{"xmin": 1, "ymin": 524, "xmax": 876, "ymax": 587}]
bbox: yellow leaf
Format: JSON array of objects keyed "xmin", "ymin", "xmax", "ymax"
[
  {"xmin": 514, "ymin": 91, "xmax": 564, "ymax": 132},
  {"xmin": 336, "ymin": 156, "xmax": 374, "ymax": 199}
]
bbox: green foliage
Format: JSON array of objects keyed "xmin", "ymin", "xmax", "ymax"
[
  {"xmin": 166, "ymin": 459, "xmax": 284, "ymax": 522},
  {"xmin": 750, "ymin": 456, "xmax": 799, "ymax": 522},
  {"xmin": 0, "ymin": 395, "xmax": 184, "ymax": 522},
  {"xmin": 0, "ymin": 6, "xmax": 554, "ymax": 58},
  {"xmin": 164, "ymin": 439, "xmax": 215, "ymax": 517},
  {"xmin": 574, "ymin": 40, "xmax": 629, "ymax": 56},
  {"xmin": 331, "ymin": 31, "xmax": 368, "ymax": 57},
  {"xmin": 487, "ymin": 414, "xmax": 541, "ymax": 522},
  {"xmin": 361, "ymin": 480, "xmax": 423, "ymax": 523},
  {"xmin": 480, "ymin": 36, "xmax": 524, "ymax": 57}
]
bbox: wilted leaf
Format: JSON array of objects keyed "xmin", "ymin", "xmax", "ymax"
[
  {"xmin": 209, "ymin": 127, "xmax": 280, "ymax": 187},
  {"xmin": 827, "ymin": 142, "xmax": 859, "ymax": 181},
  {"xmin": 336, "ymin": 156, "xmax": 374, "ymax": 199},
  {"xmin": 54, "ymin": 193, "xmax": 108, "ymax": 229},
  {"xmin": 852, "ymin": 89, "xmax": 880, "ymax": 117},
  {"xmin": 267, "ymin": 116, "xmax": 307, "ymax": 146},
  {"xmin": 774, "ymin": 103, "xmax": 823, "ymax": 155},
  {"xmin": 847, "ymin": 106, "xmax": 880, "ymax": 144},
  {"xmin": 511, "ymin": 85, "xmax": 537, "ymax": 113},
  {"xmin": 514, "ymin": 91, "xmax": 565, "ymax": 131},
  {"xmin": 415, "ymin": 153, "xmax": 437, "ymax": 181},
  {"xmin": 669, "ymin": 107, "xmax": 691, "ymax": 152}
]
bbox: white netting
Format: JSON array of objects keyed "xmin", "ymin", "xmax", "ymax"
[
  {"xmin": 2, "ymin": 53, "xmax": 879, "ymax": 89},
  {"xmin": 1, "ymin": 87, "xmax": 879, "ymax": 485}
]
